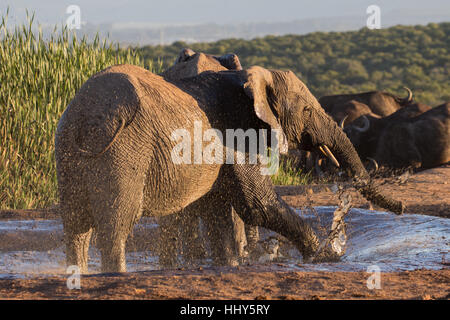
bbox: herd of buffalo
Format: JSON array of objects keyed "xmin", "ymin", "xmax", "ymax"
[{"xmin": 314, "ymin": 89, "xmax": 449, "ymax": 174}]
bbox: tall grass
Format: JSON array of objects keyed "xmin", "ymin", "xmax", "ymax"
[{"xmin": 0, "ymin": 13, "xmax": 161, "ymax": 209}]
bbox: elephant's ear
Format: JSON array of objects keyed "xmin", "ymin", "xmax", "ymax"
[
  {"xmin": 175, "ymin": 48, "xmax": 196, "ymax": 64},
  {"xmin": 240, "ymin": 66, "xmax": 289, "ymax": 154},
  {"xmin": 215, "ymin": 53, "xmax": 243, "ymax": 70}
]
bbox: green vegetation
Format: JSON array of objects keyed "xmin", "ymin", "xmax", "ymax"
[
  {"xmin": 0, "ymin": 14, "xmax": 159, "ymax": 209},
  {"xmin": 271, "ymin": 157, "xmax": 313, "ymax": 186},
  {"xmin": 138, "ymin": 22, "xmax": 450, "ymax": 106}
]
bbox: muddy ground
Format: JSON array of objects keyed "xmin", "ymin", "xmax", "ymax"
[
  {"xmin": 0, "ymin": 165, "xmax": 449, "ymax": 300},
  {"xmin": 0, "ymin": 266, "xmax": 448, "ymax": 300}
]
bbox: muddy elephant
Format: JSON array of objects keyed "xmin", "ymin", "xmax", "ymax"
[
  {"xmin": 319, "ymin": 87, "xmax": 413, "ymax": 118},
  {"xmin": 55, "ymin": 64, "xmax": 404, "ymax": 273},
  {"xmin": 344, "ymin": 103, "xmax": 449, "ymax": 169},
  {"xmin": 162, "ymin": 48, "xmax": 242, "ymax": 81},
  {"xmin": 158, "ymin": 48, "xmax": 259, "ymax": 267},
  {"xmin": 291, "ymin": 100, "xmax": 379, "ymax": 176},
  {"xmin": 295, "ymin": 99, "xmax": 382, "ymax": 176}
]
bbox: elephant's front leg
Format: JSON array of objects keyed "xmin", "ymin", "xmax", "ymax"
[
  {"xmin": 158, "ymin": 194, "xmax": 245, "ymax": 268},
  {"xmin": 201, "ymin": 202, "xmax": 243, "ymax": 266},
  {"xmin": 158, "ymin": 213, "xmax": 182, "ymax": 268},
  {"xmin": 158, "ymin": 209, "xmax": 207, "ymax": 268},
  {"xmin": 225, "ymin": 164, "xmax": 320, "ymax": 260},
  {"xmin": 244, "ymin": 224, "xmax": 259, "ymax": 257}
]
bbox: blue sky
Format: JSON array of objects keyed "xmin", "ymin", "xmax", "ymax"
[{"xmin": 1, "ymin": 0, "xmax": 449, "ymax": 26}]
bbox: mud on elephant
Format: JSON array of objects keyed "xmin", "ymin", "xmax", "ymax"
[
  {"xmin": 158, "ymin": 48, "xmax": 259, "ymax": 267},
  {"xmin": 55, "ymin": 63, "xmax": 404, "ymax": 273}
]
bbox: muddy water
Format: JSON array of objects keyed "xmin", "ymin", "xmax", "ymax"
[{"xmin": 0, "ymin": 207, "xmax": 448, "ymax": 279}]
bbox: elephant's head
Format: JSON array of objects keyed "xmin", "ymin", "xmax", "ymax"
[
  {"xmin": 237, "ymin": 66, "xmax": 404, "ymax": 214},
  {"xmin": 162, "ymin": 48, "xmax": 242, "ymax": 81}
]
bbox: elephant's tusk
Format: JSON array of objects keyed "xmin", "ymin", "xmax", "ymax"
[{"xmin": 319, "ymin": 145, "xmax": 340, "ymax": 168}]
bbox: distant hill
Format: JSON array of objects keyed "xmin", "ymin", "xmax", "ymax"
[
  {"xmin": 67, "ymin": 11, "xmax": 450, "ymax": 46},
  {"xmin": 137, "ymin": 23, "xmax": 450, "ymax": 105}
]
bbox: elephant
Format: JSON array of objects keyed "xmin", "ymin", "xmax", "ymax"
[
  {"xmin": 344, "ymin": 103, "xmax": 449, "ymax": 169},
  {"xmin": 162, "ymin": 48, "xmax": 242, "ymax": 81},
  {"xmin": 291, "ymin": 100, "xmax": 379, "ymax": 176},
  {"xmin": 55, "ymin": 63, "xmax": 404, "ymax": 273},
  {"xmin": 319, "ymin": 87, "xmax": 414, "ymax": 118},
  {"xmin": 158, "ymin": 48, "xmax": 259, "ymax": 267}
]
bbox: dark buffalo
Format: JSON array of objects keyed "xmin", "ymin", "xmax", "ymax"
[
  {"xmin": 327, "ymin": 100, "xmax": 381, "ymax": 127},
  {"xmin": 344, "ymin": 103, "xmax": 449, "ymax": 170},
  {"xmin": 319, "ymin": 88, "xmax": 413, "ymax": 118}
]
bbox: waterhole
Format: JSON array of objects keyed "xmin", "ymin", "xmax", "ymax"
[{"xmin": 0, "ymin": 207, "xmax": 448, "ymax": 279}]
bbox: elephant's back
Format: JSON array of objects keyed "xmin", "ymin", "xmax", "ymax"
[
  {"xmin": 55, "ymin": 65, "xmax": 147, "ymax": 157},
  {"xmin": 56, "ymin": 64, "xmax": 201, "ymax": 155},
  {"xmin": 56, "ymin": 64, "xmax": 221, "ymax": 217}
]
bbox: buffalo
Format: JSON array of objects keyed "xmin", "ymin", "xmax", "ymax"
[
  {"xmin": 319, "ymin": 87, "xmax": 413, "ymax": 119},
  {"xmin": 344, "ymin": 103, "xmax": 449, "ymax": 170}
]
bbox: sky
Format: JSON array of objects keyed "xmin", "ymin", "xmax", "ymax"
[{"xmin": 1, "ymin": 0, "xmax": 449, "ymax": 27}]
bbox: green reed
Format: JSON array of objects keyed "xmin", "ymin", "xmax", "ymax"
[{"xmin": 0, "ymin": 12, "xmax": 161, "ymax": 209}]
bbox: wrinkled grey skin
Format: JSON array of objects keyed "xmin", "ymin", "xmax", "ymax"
[
  {"xmin": 294, "ymin": 99, "xmax": 380, "ymax": 175},
  {"xmin": 55, "ymin": 64, "xmax": 404, "ymax": 273},
  {"xmin": 292, "ymin": 100, "xmax": 380, "ymax": 175},
  {"xmin": 319, "ymin": 88, "xmax": 413, "ymax": 118},
  {"xmin": 159, "ymin": 49, "xmax": 258, "ymax": 267},
  {"xmin": 345, "ymin": 103, "xmax": 448, "ymax": 169}
]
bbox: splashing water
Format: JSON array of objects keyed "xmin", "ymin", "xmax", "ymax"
[
  {"xmin": 0, "ymin": 207, "xmax": 448, "ymax": 278},
  {"xmin": 295, "ymin": 207, "xmax": 449, "ymax": 272}
]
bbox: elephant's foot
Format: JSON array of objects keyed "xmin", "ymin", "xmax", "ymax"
[{"xmin": 309, "ymin": 247, "xmax": 342, "ymax": 263}]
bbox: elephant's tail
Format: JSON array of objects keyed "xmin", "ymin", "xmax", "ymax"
[{"xmin": 77, "ymin": 118, "xmax": 126, "ymax": 158}]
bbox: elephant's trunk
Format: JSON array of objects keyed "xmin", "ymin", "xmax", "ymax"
[{"xmin": 308, "ymin": 112, "xmax": 404, "ymax": 214}]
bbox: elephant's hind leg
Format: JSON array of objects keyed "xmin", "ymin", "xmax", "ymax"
[
  {"xmin": 89, "ymin": 178, "xmax": 145, "ymax": 273},
  {"xmin": 61, "ymin": 205, "xmax": 93, "ymax": 274}
]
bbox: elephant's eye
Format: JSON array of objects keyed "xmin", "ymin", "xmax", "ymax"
[{"xmin": 303, "ymin": 105, "xmax": 313, "ymax": 116}]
